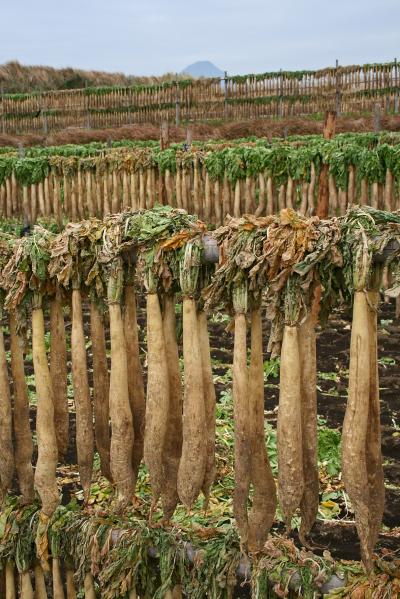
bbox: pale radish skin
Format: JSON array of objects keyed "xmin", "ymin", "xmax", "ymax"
[
  {"xmin": 70, "ymin": 177, "xmax": 77, "ymax": 222},
  {"xmin": 384, "ymin": 169, "xmax": 393, "ymax": 211},
  {"xmin": 299, "ymin": 182, "xmax": 308, "ymax": 216},
  {"xmin": 342, "ymin": 292, "xmax": 371, "ymax": 571},
  {"xmin": 366, "ymin": 290, "xmax": 385, "ymax": 556},
  {"xmin": 22, "ymin": 186, "xmax": 31, "ymax": 224},
  {"xmin": 146, "ymin": 169, "xmax": 154, "ymax": 209},
  {"xmin": 298, "ymin": 314, "xmax": 319, "ymax": 545},
  {"xmin": 360, "ymin": 179, "xmax": 368, "ymax": 205},
  {"xmin": 247, "ymin": 309, "xmax": 277, "ymax": 551},
  {"xmin": 348, "ymin": 165, "xmax": 355, "ymax": 206},
  {"xmin": 214, "ymin": 180, "xmax": 222, "ymax": 226},
  {"xmin": 307, "ymin": 162, "xmax": 316, "ymax": 214},
  {"xmin": 85, "ymin": 170, "xmax": 95, "ymax": 217},
  {"xmin": 71, "ymin": 288, "xmax": 94, "ymax": 503},
  {"xmin": 9, "ymin": 312, "xmax": 34, "ymax": 504},
  {"xmin": 222, "ymin": 174, "xmax": 230, "ymax": 217},
  {"xmin": 371, "ymin": 182, "xmax": 379, "ymax": 209},
  {"xmin": 111, "ymin": 171, "xmax": 119, "ymax": 213},
  {"xmin": 0, "ymin": 314, "xmax": 14, "ymax": 503},
  {"xmin": 38, "ymin": 181, "xmax": 46, "ymax": 216},
  {"xmin": 31, "ymin": 184, "xmax": 38, "ymax": 223},
  {"xmin": 66, "ymin": 570, "xmax": 76, "ymax": 599},
  {"xmin": 197, "ymin": 310, "xmax": 216, "ymax": 509},
  {"xmin": 95, "ymin": 174, "xmax": 102, "ymax": 217},
  {"xmin": 53, "ymin": 175, "xmax": 62, "ymax": 227},
  {"xmin": 278, "ymin": 184, "xmax": 286, "ymax": 211},
  {"xmin": 266, "ymin": 176, "xmax": 274, "ymax": 215},
  {"xmin": 11, "ymin": 172, "xmax": 18, "ymax": 214},
  {"xmin": 232, "ymin": 312, "xmax": 251, "ymax": 544},
  {"xmin": 277, "ymin": 325, "xmax": 304, "ymax": 531},
  {"xmin": 161, "ymin": 294, "xmax": 183, "ymax": 520},
  {"xmin": 32, "ymin": 305, "xmax": 59, "ymax": 516},
  {"xmin": 130, "ymin": 172, "xmax": 138, "ymax": 211},
  {"xmin": 139, "ymin": 168, "xmax": 146, "ymax": 210},
  {"xmin": 5, "ymin": 561, "xmax": 15, "ymax": 599},
  {"xmin": 172, "ymin": 585, "xmax": 183, "ymax": 599},
  {"xmin": 108, "ymin": 301, "xmax": 135, "ymax": 508},
  {"xmin": 52, "ymin": 558, "xmax": 65, "ymax": 599},
  {"xmin": 103, "ymin": 175, "xmax": 111, "ymax": 215},
  {"xmin": 234, "ymin": 180, "xmax": 241, "ymax": 217},
  {"xmin": 175, "ymin": 167, "xmax": 182, "ymax": 209},
  {"xmin": 122, "ymin": 170, "xmax": 130, "ymax": 210},
  {"xmin": 34, "ymin": 564, "xmax": 48, "ymax": 599},
  {"xmin": 193, "ymin": 157, "xmax": 200, "ymax": 215},
  {"xmin": 204, "ymin": 172, "xmax": 211, "ymax": 222},
  {"xmin": 328, "ymin": 175, "xmax": 338, "ymax": 214},
  {"xmin": 5, "ymin": 178, "xmax": 12, "ymax": 217},
  {"xmin": 89, "ymin": 302, "xmax": 111, "ymax": 482},
  {"xmin": 62, "ymin": 176, "xmax": 70, "ymax": 219},
  {"xmin": 144, "ymin": 293, "xmax": 170, "ymax": 512},
  {"xmin": 255, "ymin": 173, "xmax": 266, "ymax": 217},
  {"xmin": 338, "ymin": 189, "xmax": 347, "ymax": 215},
  {"xmin": 83, "ymin": 573, "xmax": 96, "ymax": 599},
  {"xmin": 177, "ymin": 297, "xmax": 207, "ymax": 508},
  {"xmin": 50, "ymin": 294, "xmax": 69, "ymax": 461},
  {"xmin": 20, "ymin": 571, "xmax": 34, "ymax": 599},
  {"xmin": 44, "ymin": 176, "xmax": 51, "ymax": 216},
  {"xmin": 165, "ymin": 169, "xmax": 172, "ymax": 207},
  {"xmin": 124, "ymin": 285, "xmax": 146, "ymax": 482},
  {"xmin": 181, "ymin": 169, "xmax": 189, "ymax": 212},
  {"xmin": 0, "ymin": 183, "xmax": 6, "ymax": 217},
  {"xmin": 245, "ymin": 176, "xmax": 252, "ymax": 213},
  {"xmin": 285, "ymin": 177, "xmax": 294, "ymax": 209}
]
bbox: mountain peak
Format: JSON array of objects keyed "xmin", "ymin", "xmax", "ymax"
[{"xmin": 181, "ymin": 60, "xmax": 224, "ymax": 78}]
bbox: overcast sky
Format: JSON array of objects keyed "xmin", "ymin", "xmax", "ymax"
[{"xmin": 2, "ymin": 0, "xmax": 399, "ymax": 76}]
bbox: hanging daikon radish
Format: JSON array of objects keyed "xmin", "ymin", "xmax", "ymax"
[
  {"xmin": 161, "ymin": 293, "xmax": 183, "ymax": 520},
  {"xmin": 247, "ymin": 308, "xmax": 277, "ymax": 551},
  {"xmin": 177, "ymin": 241, "xmax": 207, "ymax": 508},
  {"xmin": 90, "ymin": 302, "xmax": 111, "ymax": 482},
  {"xmin": 9, "ymin": 312, "xmax": 34, "ymax": 504}
]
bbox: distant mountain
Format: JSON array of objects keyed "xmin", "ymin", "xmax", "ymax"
[{"xmin": 181, "ymin": 61, "xmax": 224, "ymax": 78}]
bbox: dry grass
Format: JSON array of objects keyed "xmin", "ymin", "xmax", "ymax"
[{"xmin": 0, "ymin": 61, "xmax": 191, "ymax": 94}]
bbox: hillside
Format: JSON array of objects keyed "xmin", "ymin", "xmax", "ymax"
[{"xmin": 0, "ymin": 61, "xmax": 191, "ymax": 94}]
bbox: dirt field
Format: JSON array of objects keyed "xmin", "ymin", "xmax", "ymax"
[{"xmin": 1, "ymin": 114, "xmax": 400, "ymax": 149}]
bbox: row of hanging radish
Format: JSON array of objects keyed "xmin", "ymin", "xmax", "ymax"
[{"xmin": 0, "ymin": 205, "xmax": 397, "ymax": 598}]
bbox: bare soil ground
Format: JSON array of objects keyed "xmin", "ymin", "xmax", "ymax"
[{"xmin": 2, "ymin": 114, "xmax": 400, "ymax": 148}]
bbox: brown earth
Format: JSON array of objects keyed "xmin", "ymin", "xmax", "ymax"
[{"xmin": 2, "ymin": 114, "xmax": 400, "ymax": 149}]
